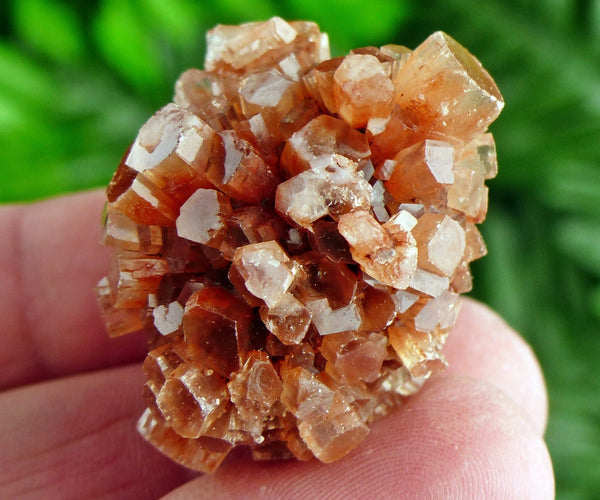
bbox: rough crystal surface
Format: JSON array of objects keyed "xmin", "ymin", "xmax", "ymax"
[{"xmin": 98, "ymin": 17, "xmax": 503, "ymax": 473}]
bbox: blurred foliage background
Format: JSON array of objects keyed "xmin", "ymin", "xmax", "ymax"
[{"xmin": 1, "ymin": 0, "xmax": 599, "ymax": 497}]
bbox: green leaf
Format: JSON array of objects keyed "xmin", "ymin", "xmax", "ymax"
[
  {"xmin": 555, "ymin": 218, "xmax": 600, "ymax": 276},
  {"xmin": 0, "ymin": 42, "xmax": 57, "ymax": 107},
  {"xmin": 11, "ymin": 0, "xmax": 85, "ymax": 64},
  {"xmin": 93, "ymin": 0, "xmax": 164, "ymax": 96},
  {"xmin": 210, "ymin": 0, "xmax": 278, "ymax": 24},
  {"xmin": 590, "ymin": 285, "xmax": 600, "ymax": 320},
  {"xmin": 0, "ymin": 92, "xmax": 29, "ymax": 128},
  {"xmin": 285, "ymin": 0, "xmax": 411, "ymax": 54},
  {"xmin": 138, "ymin": 0, "xmax": 207, "ymax": 51},
  {"xmin": 472, "ymin": 203, "xmax": 529, "ymax": 330},
  {"xmin": 541, "ymin": 161, "xmax": 600, "ymax": 215}
]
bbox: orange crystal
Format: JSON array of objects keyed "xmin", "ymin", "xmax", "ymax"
[{"xmin": 97, "ymin": 17, "xmax": 503, "ymax": 473}]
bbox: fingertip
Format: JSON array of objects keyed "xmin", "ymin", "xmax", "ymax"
[
  {"xmin": 166, "ymin": 377, "xmax": 554, "ymax": 500},
  {"xmin": 386, "ymin": 377, "xmax": 555, "ymax": 500},
  {"xmin": 0, "ymin": 189, "xmax": 148, "ymax": 389},
  {"xmin": 442, "ymin": 298, "xmax": 549, "ymax": 435},
  {"xmin": 0, "ymin": 364, "xmax": 190, "ymax": 500},
  {"xmin": 165, "ymin": 299, "xmax": 553, "ymax": 499}
]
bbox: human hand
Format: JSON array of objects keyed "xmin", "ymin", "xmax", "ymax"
[{"xmin": 0, "ymin": 190, "xmax": 554, "ymax": 499}]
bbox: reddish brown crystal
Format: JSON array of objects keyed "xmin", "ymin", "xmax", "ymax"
[
  {"xmin": 280, "ymin": 115, "xmax": 370, "ymax": 177},
  {"xmin": 338, "ymin": 210, "xmax": 417, "ymax": 290},
  {"xmin": 183, "ymin": 286, "xmax": 254, "ymax": 377},
  {"xmin": 98, "ymin": 17, "xmax": 503, "ymax": 472},
  {"xmin": 333, "ymin": 53, "xmax": 395, "ymax": 128}
]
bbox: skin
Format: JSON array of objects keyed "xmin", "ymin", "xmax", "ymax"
[{"xmin": 0, "ymin": 190, "xmax": 554, "ymax": 499}]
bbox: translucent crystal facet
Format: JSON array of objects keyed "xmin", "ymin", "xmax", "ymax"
[
  {"xmin": 338, "ymin": 210, "xmax": 417, "ymax": 289},
  {"xmin": 99, "ymin": 17, "xmax": 502, "ymax": 472},
  {"xmin": 333, "ymin": 54, "xmax": 395, "ymax": 128}
]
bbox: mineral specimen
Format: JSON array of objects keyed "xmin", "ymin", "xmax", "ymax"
[{"xmin": 97, "ymin": 17, "xmax": 503, "ymax": 472}]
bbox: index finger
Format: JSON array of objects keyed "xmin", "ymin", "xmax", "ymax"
[{"xmin": 0, "ymin": 190, "xmax": 147, "ymax": 390}]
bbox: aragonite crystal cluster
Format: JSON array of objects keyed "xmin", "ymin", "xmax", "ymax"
[{"xmin": 97, "ymin": 17, "xmax": 503, "ymax": 472}]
